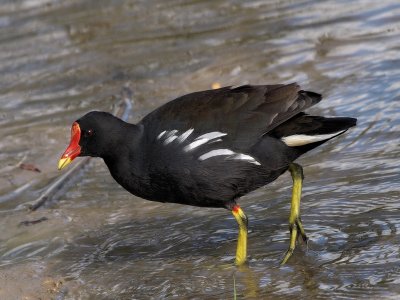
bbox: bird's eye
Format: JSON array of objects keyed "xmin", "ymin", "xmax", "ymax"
[{"xmin": 86, "ymin": 129, "xmax": 94, "ymax": 137}]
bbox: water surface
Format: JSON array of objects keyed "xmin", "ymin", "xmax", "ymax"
[{"xmin": 1, "ymin": 0, "xmax": 400, "ymax": 299}]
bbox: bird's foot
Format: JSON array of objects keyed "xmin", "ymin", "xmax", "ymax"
[{"xmin": 280, "ymin": 217, "xmax": 308, "ymax": 265}]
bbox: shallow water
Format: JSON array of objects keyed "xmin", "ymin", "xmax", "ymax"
[{"xmin": 1, "ymin": 0, "xmax": 400, "ymax": 299}]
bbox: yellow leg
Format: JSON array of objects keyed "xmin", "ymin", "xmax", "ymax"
[
  {"xmin": 281, "ymin": 163, "xmax": 308, "ymax": 265},
  {"xmin": 232, "ymin": 205, "xmax": 248, "ymax": 266}
]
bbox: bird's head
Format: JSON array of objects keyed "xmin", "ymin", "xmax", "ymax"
[{"xmin": 58, "ymin": 111, "xmax": 127, "ymax": 170}]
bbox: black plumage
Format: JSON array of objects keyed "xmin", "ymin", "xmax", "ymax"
[{"xmin": 58, "ymin": 83, "xmax": 357, "ymax": 264}]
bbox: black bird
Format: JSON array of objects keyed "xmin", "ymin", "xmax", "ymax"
[{"xmin": 58, "ymin": 83, "xmax": 356, "ymax": 265}]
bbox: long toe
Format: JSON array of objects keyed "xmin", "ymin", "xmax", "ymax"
[
  {"xmin": 280, "ymin": 225, "xmax": 298, "ymax": 265},
  {"xmin": 296, "ymin": 218, "xmax": 308, "ymax": 244}
]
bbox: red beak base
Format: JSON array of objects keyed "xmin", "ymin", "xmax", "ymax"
[{"xmin": 58, "ymin": 122, "xmax": 81, "ymax": 170}]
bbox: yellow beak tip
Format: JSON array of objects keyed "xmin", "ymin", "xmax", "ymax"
[{"xmin": 58, "ymin": 157, "xmax": 71, "ymax": 170}]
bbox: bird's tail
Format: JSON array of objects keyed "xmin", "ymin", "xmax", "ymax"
[{"xmin": 271, "ymin": 113, "xmax": 357, "ymax": 154}]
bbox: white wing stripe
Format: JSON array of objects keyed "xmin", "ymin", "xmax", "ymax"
[{"xmin": 281, "ymin": 131, "xmax": 345, "ymax": 147}]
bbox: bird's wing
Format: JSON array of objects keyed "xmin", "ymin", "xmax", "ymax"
[{"xmin": 140, "ymin": 83, "xmax": 321, "ymax": 150}]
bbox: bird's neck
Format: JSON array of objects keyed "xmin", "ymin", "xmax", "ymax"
[
  {"xmin": 102, "ymin": 124, "xmax": 151, "ymax": 198},
  {"xmin": 100, "ymin": 122, "xmax": 142, "ymax": 159}
]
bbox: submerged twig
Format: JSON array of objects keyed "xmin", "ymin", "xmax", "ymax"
[
  {"xmin": 27, "ymin": 87, "xmax": 134, "ymax": 211},
  {"xmin": 19, "ymin": 163, "xmax": 41, "ymax": 173},
  {"xmin": 18, "ymin": 216, "xmax": 48, "ymax": 227}
]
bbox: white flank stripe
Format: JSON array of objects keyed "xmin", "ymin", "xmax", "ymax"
[
  {"xmin": 164, "ymin": 135, "xmax": 178, "ymax": 144},
  {"xmin": 164, "ymin": 130, "xmax": 178, "ymax": 139},
  {"xmin": 195, "ymin": 131, "xmax": 227, "ymax": 141},
  {"xmin": 199, "ymin": 150, "xmax": 261, "ymax": 166},
  {"xmin": 233, "ymin": 154, "xmax": 261, "ymax": 165},
  {"xmin": 161, "ymin": 130, "xmax": 178, "ymax": 144},
  {"xmin": 207, "ymin": 138, "xmax": 223, "ymax": 144},
  {"xmin": 183, "ymin": 138, "xmax": 208, "ymax": 151},
  {"xmin": 177, "ymin": 128, "xmax": 194, "ymax": 143},
  {"xmin": 281, "ymin": 131, "xmax": 345, "ymax": 147},
  {"xmin": 183, "ymin": 131, "xmax": 227, "ymax": 152},
  {"xmin": 157, "ymin": 130, "xmax": 167, "ymax": 140},
  {"xmin": 199, "ymin": 149, "xmax": 235, "ymax": 160}
]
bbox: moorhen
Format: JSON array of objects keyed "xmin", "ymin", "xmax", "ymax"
[{"xmin": 58, "ymin": 83, "xmax": 357, "ymax": 265}]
